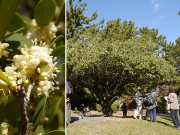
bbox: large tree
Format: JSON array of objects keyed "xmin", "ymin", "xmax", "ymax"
[
  {"xmin": 67, "ymin": 23, "xmax": 176, "ymax": 116},
  {"xmin": 67, "ymin": 1, "xmax": 176, "ymax": 116}
]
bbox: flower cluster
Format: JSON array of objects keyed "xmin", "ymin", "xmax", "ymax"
[
  {"xmin": 26, "ymin": 19, "xmax": 58, "ymax": 45},
  {"xmin": 1, "ymin": 122, "xmax": 18, "ymax": 135},
  {"xmin": 4, "ymin": 39, "xmax": 59, "ymax": 97},
  {"xmin": 0, "ymin": 43, "xmax": 10, "ymax": 58}
]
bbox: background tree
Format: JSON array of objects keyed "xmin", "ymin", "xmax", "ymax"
[{"xmin": 66, "ymin": 0, "xmax": 98, "ymax": 40}]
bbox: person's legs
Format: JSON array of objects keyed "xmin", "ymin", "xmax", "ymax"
[
  {"xmin": 139, "ymin": 105, "xmax": 143, "ymax": 119},
  {"xmin": 174, "ymin": 110, "xmax": 180, "ymax": 127},
  {"xmin": 149, "ymin": 109, "xmax": 153, "ymax": 122},
  {"xmin": 170, "ymin": 109, "xmax": 180, "ymax": 128},
  {"xmin": 134, "ymin": 105, "xmax": 138, "ymax": 119},
  {"xmin": 152, "ymin": 107, "xmax": 157, "ymax": 122}
]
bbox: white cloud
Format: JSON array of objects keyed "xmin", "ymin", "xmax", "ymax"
[
  {"xmin": 152, "ymin": 15, "xmax": 164, "ymax": 24},
  {"xmin": 153, "ymin": 3, "xmax": 159, "ymax": 12}
]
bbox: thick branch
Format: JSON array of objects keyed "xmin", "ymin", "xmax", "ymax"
[{"xmin": 15, "ymin": 85, "xmax": 29, "ymax": 135}]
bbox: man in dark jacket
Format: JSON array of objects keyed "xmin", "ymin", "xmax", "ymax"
[{"xmin": 145, "ymin": 86, "xmax": 160, "ymax": 122}]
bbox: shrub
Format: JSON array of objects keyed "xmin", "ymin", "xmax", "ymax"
[
  {"xmin": 89, "ymin": 103, "xmax": 102, "ymax": 112},
  {"xmin": 74, "ymin": 107, "xmax": 78, "ymax": 111},
  {"xmin": 157, "ymin": 102, "xmax": 167, "ymax": 113},
  {"xmin": 111, "ymin": 104, "xmax": 117, "ymax": 113}
]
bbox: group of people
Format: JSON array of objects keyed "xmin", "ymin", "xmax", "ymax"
[
  {"xmin": 131, "ymin": 84, "xmax": 180, "ymax": 130},
  {"xmin": 133, "ymin": 85, "xmax": 160, "ymax": 122}
]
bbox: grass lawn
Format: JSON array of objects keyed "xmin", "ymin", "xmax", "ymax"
[{"xmin": 67, "ymin": 116, "xmax": 180, "ymax": 135}]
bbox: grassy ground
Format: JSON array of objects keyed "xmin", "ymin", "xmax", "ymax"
[{"xmin": 67, "ymin": 116, "xmax": 180, "ymax": 135}]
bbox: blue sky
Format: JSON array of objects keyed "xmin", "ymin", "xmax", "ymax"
[{"xmin": 81, "ymin": 0, "xmax": 180, "ymax": 44}]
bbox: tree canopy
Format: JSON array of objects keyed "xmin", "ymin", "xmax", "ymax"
[{"xmin": 67, "ymin": 0, "xmax": 177, "ymax": 116}]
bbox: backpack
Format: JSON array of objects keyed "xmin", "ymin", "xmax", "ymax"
[{"xmin": 144, "ymin": 93, "xmax": 155, "ymax": 107}]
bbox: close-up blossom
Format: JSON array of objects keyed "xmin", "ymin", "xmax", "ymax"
[
  {"xmin": 4, "ymin": 39, "xmax": 59, "ymax": 97},
  {"xmin": 26, "ymin": 19, "xmax": 58, "ymax": 45}
]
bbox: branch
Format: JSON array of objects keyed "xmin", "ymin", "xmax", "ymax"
[{"xmin": 15, "ymin": 84, "xmax": 29, "ymax": 135}]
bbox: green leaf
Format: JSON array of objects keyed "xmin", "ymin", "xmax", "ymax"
[
  {"xmin": 55, "ymin": 0, "xmax": 65, "ymax": 25},
  {"xmin": 0, "ymin": 126, "xmax": 3, "ymax": 134},
  {"xmin": 50, "ymin": 35, "xmax": 64, "ymax": 47},
  {"xmin": 45, "ymin": 130, "xmax": 65, "ymax": 135},
  {"xmin": 8, "ymin": 12, "xmax": 28, "ymax": 34},
  {"xmin": 0, "ymin": 0, "xmax": 22, "ymax": 41},
  {"xmin": 4, "ymin": 27, "xmax": 25, "ymax": 39},
  {"xmin": 35, "ymin": 125, "xmax": 46, "ymax": 135},
  {"xmin": 31, "ymin": 96, "xmax": 47, "ymax": 132},
  {"xmin": 46, "ymin": 97, "xmax": 62, "ymax": 124},
  {"xmin": 4, "ymin": 95, "xmax": 19, "ymax": 128},
  {"xmin": 58, "ymin": 63, "xmax": 65, "ymax": 79},
  {"xmin": 5, "ymin": 33, "xmax": 32, "ymax": 49},
  {"xmin": 0, "ymin": 0, "xmax": 3, "ymax": 6},
  {"xmin": 35, "ymin": 0, "xmax": 56, "ymax": 27},
  {"xmin": 21, "ymin": 15, "xmax": 35, "ymax": 32},
  {"xmin": 52, "ymin": 45, "xmax": 65, "ymax": 57}
]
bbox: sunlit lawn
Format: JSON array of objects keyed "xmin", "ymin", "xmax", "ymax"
[{"xmin": 67, "ymin": 116, "xmax": 180, "ymax": 135}]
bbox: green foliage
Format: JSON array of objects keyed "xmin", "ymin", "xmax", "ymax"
[
  {"xmin": 8, "ymin": 12, "xmax": 28, "ymax": 34},
  {"xmin": 111, "ymin": 104, "xmax": 117, "ymax": 113},
  {"xmin": 35, "ymin": 125, "xmax": 46, "ymax": 135},
  {"xmin": 35, "ymin": 0, "xmax": 56, "ymax": 27},
  {"xmin": 0, "ymin": 0, "xmax": 22, "ymax": 41},
  {"xmin": 67, "ymin": 0, "xmax": 176, "ymax": 116},
  {"xmin": 66, "ymin": 0, "xmax": 98, "ymax": 39},
  {"xmin": 89, "ymin": 103, "xmax": 102, "ymax": 112},
  {"xmin": 74, "ymin": 107, "xmax": 78, "ymax": 111},
  {"xmin": 157, "ymin": 102, "xmax": 167, "ymax": 113},
  {"xmin": 32, "ymin": 96, "xmax": 47, "ymax": 132},
  {"xmin": 46, "ymin": 97, "xmax": 63, "ymax": 124}
]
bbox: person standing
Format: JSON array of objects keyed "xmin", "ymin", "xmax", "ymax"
[
  {"xmin": 134, "ymin": 87, "xmax": 143, "ymax": 119},
  {"xmin": 145, "ymin": 86, "xmax": 160, "ymax": 122},
  {"xmin": 66, "ymin": 81, "xmax": 73, "ymax": 126},
  {"xmin": 121, "ymin": 102, "xmax": 127, "ymax": 117},
  {"xmin": 168, "ymin": 86, "xmax": 180, "ymax": 129}
]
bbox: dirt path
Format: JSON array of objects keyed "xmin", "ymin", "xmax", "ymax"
[{"xmin": 69, "ymin": 110, "xmax": 171, "ymax": 124}]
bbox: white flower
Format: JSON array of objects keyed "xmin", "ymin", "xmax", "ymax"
[
  {"xmin": 0, "ymin": 43, "xmax": 9, "ymax": 58},
  {"xmin": 4, "ymin": 40, "xmax": 58, "ymax": 97},
  {"xmin": 26, "ymin": 19, "xmax": 58, "ymax": 44}
]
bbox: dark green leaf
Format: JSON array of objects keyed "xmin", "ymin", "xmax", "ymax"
[
  {"xmin": 52, "ymin": 45, "xmax": 65, "ymax": 57},
  {"xmin": 0, "ymin": 104, "xmax": 5, "ymax": 124},
  {"xmin": 35, "ymin": 0, "xmax": 56, "ymax": 27},
  {"xmin": 4, "ymin": 95, "xmax": 19, "ymax": 128},
  {"xmin": 45, "ymin": 130, "xmax": 65, "ymax": 135},
  {"xmin": 0, "ymin": 0, "xmax": 22, "ymax": 41},
  {"xmin": 31, "ymin": 96, "xmax": 47, "ymax": 131},
  {"xmin": 8, "ymin": 12, "xmax": 28, "ymax": 34},
  {"xmin": 46, "ymin": 97, "xmax": 62, "ymax": 124}
]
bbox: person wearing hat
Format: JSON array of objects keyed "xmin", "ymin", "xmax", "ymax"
[{"xmin": 134, "ymin": 87, "xmax": 143, "ymax": 119}]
